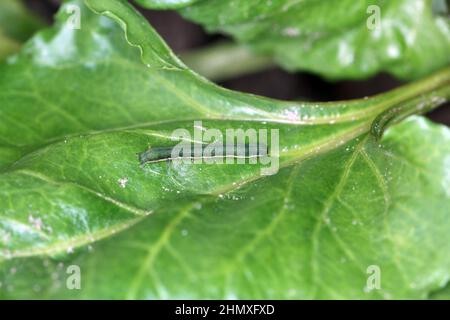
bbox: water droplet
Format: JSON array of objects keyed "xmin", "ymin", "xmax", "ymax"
[
  {"xmin": 28, "ymin": 214, "xmax": 43, "ymax": 231},
  {"xmin": 118, "ymin": 177, "xmax": 129, "ymax": 188},
  {"xmin": 194, "ymin": 203, "xmax": 202, "ymax": 210}
]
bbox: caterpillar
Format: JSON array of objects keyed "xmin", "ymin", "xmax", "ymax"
[{"xmin": 138, "ymin": 143, "xmax": 268, "ymax": 165}]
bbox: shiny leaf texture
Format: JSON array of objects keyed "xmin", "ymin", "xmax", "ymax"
[
  {"xmin": 138, "ymin": 0, "xmax": 450, "ymax": 80},
  {"xmin": 0, "ymin": 0, "xmax": 449, "ymax": 299}
]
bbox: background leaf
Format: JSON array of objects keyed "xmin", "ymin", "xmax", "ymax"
[
  {"xmin": 138, "ymin": 0, "xmax": 450, "ymax": 80},
  {"xmin": 0, "ymin": 0, "xmax": 44, "ymax": 61},
  {"xmin": 0, "ymin": 0, "xmax": 449, "ymax": 299}
]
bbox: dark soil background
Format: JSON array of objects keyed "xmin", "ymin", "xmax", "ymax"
[{"xmin": 25, "ymin": 0, "xmax": 450, "ymax": 126}]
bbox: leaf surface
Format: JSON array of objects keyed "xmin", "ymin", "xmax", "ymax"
[{"xmin": 0, "ymin": 0, "xmax": 449, "ymax": 299}]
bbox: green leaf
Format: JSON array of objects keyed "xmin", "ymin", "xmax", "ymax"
[
  {"xmin": 0, "ymin": 0, "xmax": 449, "ymax": 299},
  {"xmin": 430, "ymin": 282, "xmax": 450, "ymax": 300},
  {"xmin": 0, "ymin": 0, "xmax": 44, "ymax": 60},
  {"xmin": 136, "ymin": 0, "xmax": 202, "ymax": 10},
  {"xmin": 141, "ymin": 0, "xmax": 450, "ymax": 80}
]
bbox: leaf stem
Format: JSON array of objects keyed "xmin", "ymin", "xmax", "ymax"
[
  {"xmin": 370, "ymin": 66, "xmax": 450, "ymax": 137},
  {"xmin": 179, "ymin": 41, "xmax": 276, "ymax": 81}
]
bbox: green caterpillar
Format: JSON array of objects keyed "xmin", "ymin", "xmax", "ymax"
[{"xmin": 138, "ymin": 143, "xmax": 268, "ymax": 165}]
